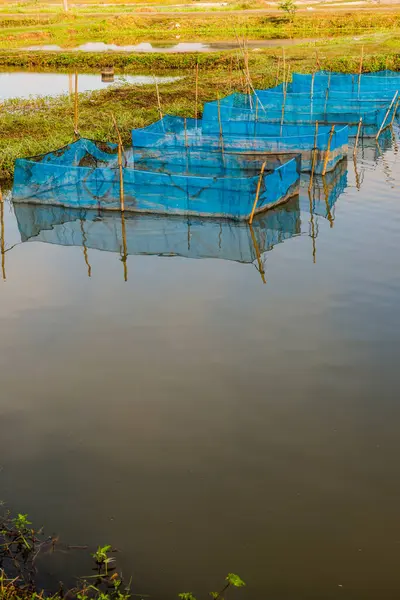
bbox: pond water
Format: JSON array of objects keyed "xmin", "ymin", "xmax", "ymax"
[
  {"xmin": 22, "ymin": 38, "xmax": 317, "ymax": 53},
  {"xmin": 0, "ymin": 71, "xmax": 182, "ymax": 100},
  {"xmin": 0, "ymin": 133, "xmax": 400, "ymax": 599}
]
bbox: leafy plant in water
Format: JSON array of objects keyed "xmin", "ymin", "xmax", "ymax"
[{"xmin": 181, "ymin": 573, "xmax": 245, "ymax": 600}]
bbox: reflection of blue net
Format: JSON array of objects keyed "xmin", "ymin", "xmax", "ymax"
[
  {"xmin": 12, "ymin": 137, "xmax": 301, "ymax": 220},
  {"xmin": 133, "ymin": 115, "xmax": 348, "ymax": 173},
  {"xmin": 292, "ymin": 72, "xmax": 400, "ymax": 93},
  {"xmin": 14, "ymin": 197, "xmax": 301, "ymax": 264},
  {"xmin": 299, "ymin": 158, "xmax": 348, "ymax": 219},
  {"xmin": 202, "ymin": 92, "xmax": 390, "ymax": 135}
]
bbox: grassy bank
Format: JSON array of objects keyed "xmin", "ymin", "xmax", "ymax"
[
  {"xmin": 1, "ymin": 46, "xmax": 399, "ymax": 184},
  {"xmin": 2, "ymin": 11, "xmax": 400, "ymax": 49}
]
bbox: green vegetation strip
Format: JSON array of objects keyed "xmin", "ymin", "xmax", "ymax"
[{"xmin": 2, "ymin": 12, "xmax": 400, "ymax": 48}]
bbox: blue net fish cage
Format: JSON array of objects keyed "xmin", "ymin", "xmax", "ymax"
[
  {"xmin": 132, "ymin": 115, "xmax": 348, "ymax": 174},
  {"xmin": 291, "ymin": 72, "xmax": 400, "ymax": 94},
  {"xmin": 12, "ymin": 138, "xmax": 301, "ymax": 221},
  {"xmin": 13, "ymin": 197, "xmax": 300, "ymax": 269},
  {"xmin": 202, "ymin": 92, "xmax": 393, "ymax": 136},
  {"xmin": 255, "ymin": 88, "xmax": 396, "ymax": 112},
  {"xmin": 264, "ymin": 83, "xmax": 399, "ymax": 102}
]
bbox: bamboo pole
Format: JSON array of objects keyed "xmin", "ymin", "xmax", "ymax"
[
  {"xmin": 353, "ymin": 117, "xmax": 362, "ymax": 158},
  {"xmin": 63, "ymin": 0, "xmax": 68, "ymax": 11},
  {"xmin": 275, "ymin": 56, "xmax": 281, "ymax": 86},
  {"xmin": 308, "ymin": 120, "xmax": 319, "ymax": 192},
  {"xmin": 358, "ymin": 45, "xmax": 364, "ymax": 96},
  {"xmin": 376, "ymin": 90, "xmax": 398, "ymax": 140},
  {"xmin": 111, "ymin": 113, "xmax": 125, "ymax": 212},
  {"xmin": 74, "ymin": 71, "xmax": 79, "ymax": 137},
  {"xmin": 0, "ymin": 192, "xmax": 5, "ymax": 281},
  {"xmin": 249, "ymin": 223, "xmax": 266, "ymax": 284},
  {"xmin": 80, "ymin": 219, "xmax": 92, "ymax": 278},
  {"xmin": 120, "ymin": 212, "xmax": 128, "ymax": 282},
  {"xmin": 154, "ymin": 76, "xmax": 163, "ymax": 124},
  {"xmin": 324, "ymin": 72, "xmax": 331, "ymax": 115},
  {"xmin": 195, "ymin": 62, "xmax": 199, "ymax": 125},
  {"xmin": 249, "ymin": 161, "xmax": 267, "ymax": 224},
  {"xmin": 217, "ymin": 95, "xmax": 224, "ymax": 155},
  {"xmin": 308, "ymin": 189, "xmax": 317, "ymax": 264},
  {"xmin": 390, "ymin": 98, "xmax": 399, "ymax": 126},
  {"xmin": 322, "ymin": 175, "xmax": 334, "ymax": 228},
  {"xmin": 322, "ymin": 125, "xmax": 335, "ymax": 176}
]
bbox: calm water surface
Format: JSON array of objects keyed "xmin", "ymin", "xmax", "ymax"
[
  {"xmin": 0, "ymin": 72, "xmax": 181, "ymax": 100},
  {"xmin": 0, "ymin": 137, "xmax": 400, "ymax": 599}
]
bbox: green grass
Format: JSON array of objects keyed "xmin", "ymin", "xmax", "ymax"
[{"xmin": 2, "ymin": 11, "xmax": 400, "ymax": 48}]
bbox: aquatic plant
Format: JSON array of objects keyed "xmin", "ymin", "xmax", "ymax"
[{"xmin": 0, "ymin": 509, "xmax": 246, "ymax": 600}]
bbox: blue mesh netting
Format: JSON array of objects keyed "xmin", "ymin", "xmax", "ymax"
[
  {"xmin": 201, "ymin": 92, "xmax": 392, "ymax": 136},
  {"xmin": 291, "ymin": 72, "xmax": 400, "ymax": 93},
  {"xmin": 132, "ymin": 115, "xmax": 348, "ymax": 174},
  {"xmin": 14, "ymin": 197, "xmax": 301, "ymax": 264},
  {"xmin": 12, "ymin": 137, "xmax": 301, "ymax": 220}
]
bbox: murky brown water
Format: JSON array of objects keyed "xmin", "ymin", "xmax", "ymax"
[{"xmin": 0, "ymin": 132, "xmax": 400, "ymax": 599}]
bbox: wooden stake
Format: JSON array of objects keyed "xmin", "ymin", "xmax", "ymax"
[
  {"xmin": 111, "ymin": 113, "xmax": 125, "ymax": 212},
  {"xmin": 63, "ymin": 0, "xmax": 68, "ymax": 11},
  {"xmin": 217, "ymin": 95, "xmax": 224, "ymax": 154},
  {"xmin": 322, "ymin": 175, "xmax": 334, "ymax": 228},
  {"xmin": 358, "ymin": 45, "xmax": 364, "ymax": 96},
  {"xmin": 249, "ymin": 161, "xmax": 267, "ymax": 224},
  {"xmin": 80, "ymin": 219, "xmax": 92, "ymax": 278},
  {"xmin": 353, "ymin": 117, "xmax": 362, "ymax": 157},
  {"xmin": 120, "ymin": 212, "xmax": 128, "ymax": 282},
  {"xmin": 74, "ymin": 71, "xmax": 79, "ymax": 137},
  {"xmin": 376, "ymin": 90, "xmax": 398, "ymax": 140},
  {"xmin": 308, "ymin": 120, "xmax": 319, "ymax": 191},
  {"xmin": 0, "ymin": 192, "xmax": 5, "ymax": 281},
  {"xmin": 249, "ymin": 223, "xmax": 266, "ymax": 284},
  {"xmin": 390, "ymin": 98, "xmax": 399, "ymax": 126},
  {"xmin": 275, "ymin": 56, "xmax": 281, "ymax": 86},
  {"xmin": 308, "ymin": 189, "xmax": 317, "ymax": 264},
  {"xmin": 322, "ymin": 125, "xmax": 335, "ymax": 176},
  {"xmin": 154, "ymin": 76, "xmax": 163, "ymax": 122},
  {"xmin": 195, "ymin": 62, "xmax": 199, "ymax": 124}
]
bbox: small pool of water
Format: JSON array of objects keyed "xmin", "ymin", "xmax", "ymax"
[
  {"xmin": 0, "ymin": 72, "xmax": 182, "ymax": 100},
  {"xmin": 22, "ymin": 38, "xmax": 319, "ymax": 53}
]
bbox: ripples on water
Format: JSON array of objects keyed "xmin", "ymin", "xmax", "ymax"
[{"xmin": 0, "ymin": 130, "xmax": 400, "ymax": 599}]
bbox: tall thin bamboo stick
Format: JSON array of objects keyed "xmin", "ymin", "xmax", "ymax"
[
  {"xmin": 217, "ymin": 95, "xmax": 224, "ymax": 155},
  {"xmin": 322, "ymin": 125, "xmax": 335, "ymax": 176},
  {"xmin": 390, "ymin": 98, "xmax": 399, "ymax": 126},
  {"xmin": 111, "ymin": 113, "xmax": 125, "ymax": 212},
  {"xmin": 249, "ymin": 223, "xmax": 266, "ymax": 284},
  {"xmin": 275, "ymin": 56, "xmax": 281, "ymax": 86},
  {"xmin": 249, "ymin": 161, "xmax": 267, "ymax": 224},
  {"xmin": 120, "ymin": 212, "xmax": 128, "ymax": 282},
  {"xmin": 353, "ymin": 117, "xmax": 363, "ymax": 157},
  {"xmin": 376, "ymin": 90, "xmax": 398, "ymax": 140},
  {"xmin": 0, "ymin": 192, "xmax": 5, "ymax": 281},
  {"xmin": 308, "ymin": 120, "xmax": 319, "ymax": 192},
  {"xmin": 195, "ymin": 62, "xmax": 199, "ymax": 124},
  {"xmin": 74, "ymin": 71, "xmax": 79, "ymax": 137},
  {"xmin": 154, "ymin": 76, "xmax": 163, "ymax": 122}
]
